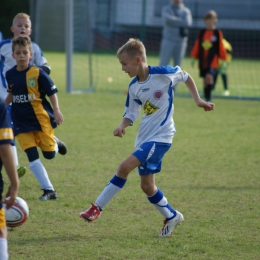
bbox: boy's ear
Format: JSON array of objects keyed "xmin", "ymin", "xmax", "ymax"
[
  {"xmin": 136, "ymin": 56, "xmax": 142, "ymax": 64},
  {"xmin": 10, "ymin": 26, "xmax": 14, "ymax": 33}
]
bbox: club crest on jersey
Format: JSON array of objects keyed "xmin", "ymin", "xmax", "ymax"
[
  {"xmin": 153, "ymin": 90, "xmax": 163, "ymax": 100},
  {"xmin": 28, "ymin": 78, "xmax": 37, "ymax": 87}
]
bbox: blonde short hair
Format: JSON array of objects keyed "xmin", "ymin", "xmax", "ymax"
[
  {"xmin": 12, "ymin": 35, "xmax": 32, "ymax": 52},
  {"xmin": 204, "ymin": 10, "xmax": 217, "ymax": 21},
  {"xmin": 13, "ymin": 13, "xmax": 31, "ymax": 25},
  {"xmin": 117, "ymin": 38, "xmax": 146, "ymax": 62}
]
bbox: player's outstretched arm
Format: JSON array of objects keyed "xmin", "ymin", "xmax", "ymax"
[
  {"xmin": 113, "ymin": 118, "xmax": 133, "ymax": 138},
  {"xmin": 185, "ymin": 75, "xmax": 215, "ymax": 111}
]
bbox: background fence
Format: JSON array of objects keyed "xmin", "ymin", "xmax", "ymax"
[{"xmin": 3, "ymin": 0, "xmax": 260, "ymax": 99}]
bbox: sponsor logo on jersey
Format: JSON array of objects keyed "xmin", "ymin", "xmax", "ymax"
[
  {"xmin": 28, "ymin": 77, "xmax": 37, "ymax": 87},
  {"xmin": 142, "ymin": 87, "xmax": 150, "ymax": 92},
  {"xmin": 153, "ymin": 90, "xmax": 163, "ymax": 100},
  {"xmin": 13, "ymin": 93, "xmax": 37, "ymax": 103},
  {"xmin": 144, "ymin": 100, "xmax": 159, "ymax": 116},
  {"xmin": 202, "ymin": 39, "xmax": 212, "ymax": 50}
]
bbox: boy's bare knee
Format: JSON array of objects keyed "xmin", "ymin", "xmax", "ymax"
[{"xmin": 140, "ymin": 183, "xmax": 155, "ymax": 196}]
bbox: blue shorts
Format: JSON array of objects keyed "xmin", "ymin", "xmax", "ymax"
[{"xmin": 132, "ymin": 142, "xmax": 171, "ymax": 175}]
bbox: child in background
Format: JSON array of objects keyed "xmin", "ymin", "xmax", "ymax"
[
  {"xmin": 80, "ymin": 38, "xmax": 214, "ymax": 237},
  {"xmin": 0, "ymin": 13, "xmax": 61, "ymax": 178},
  {"xmin": 0, "ymin": 97, "xmax": 19, "ymax": 260},
  {"xmin": 213, "ymin": 38, "xmax": 232, "ymax": 96},
  {"xmin": 5, "ymin": 36, "xmax": 66, "ymax": 201},
  {"xmin": 190, "ymin": 10, "xmax": 227, "ymax": 102}
]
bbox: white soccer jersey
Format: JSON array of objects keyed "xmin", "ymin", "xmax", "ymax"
[
  {"xmin": 0, "ymin": 38, "xmax": 50, "ymax": 99},
  {"xmin": 123, "ymin": 65, "xmax": 189, "ymax": 149}
]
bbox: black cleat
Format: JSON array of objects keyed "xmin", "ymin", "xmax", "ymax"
[
  {"xmin": 39, "ymin": 189, "xmax": 58, "ymax": 201},
  {"xmin": 54, "ymin": 136, "xmax": 67, "ymax": 155}
]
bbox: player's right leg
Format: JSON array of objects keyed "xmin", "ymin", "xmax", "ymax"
[
  {"xmin": 17, "ymin": 132, "xmax": 57, "ymax": 200},
  {"xmin": 80, "ymin": 155, "xmax": 141, "ymax": 222}
]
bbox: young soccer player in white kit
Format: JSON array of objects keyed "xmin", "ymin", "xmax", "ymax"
[{"xmin": 80, "ymin": 38, "xmax": 215, "ymax": 237}]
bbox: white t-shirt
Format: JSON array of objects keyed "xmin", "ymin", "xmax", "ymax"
[
  {"xmin": 123, "ymin": 65, "xmax": 188, "ymax": 149},
  {"xmin": 0, "ymin": 38, "xmax": 50, "ymax": 99}
]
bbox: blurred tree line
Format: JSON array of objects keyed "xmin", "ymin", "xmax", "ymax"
[{"xmin": 0, "ymin": 0, "xmax": 30, "ymax": 39}]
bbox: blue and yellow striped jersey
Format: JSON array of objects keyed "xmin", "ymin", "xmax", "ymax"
[{"xmin": 6, "ymin": 65, "xmax": 58, "ymax": 136}]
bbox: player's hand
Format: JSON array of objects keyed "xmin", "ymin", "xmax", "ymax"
[
  {"xmin": 113, "ymin": 127, "xmax": 125, "ymax": 138},
  {"xmin": 53, "ymin": 109, "xmax": 64, "ymax": 125},
  {"xmin": 196, "ymin": 99, "xmax": 215, "ymax": 111},
  {"xmin": 3, "ymin": 186, "xmax": 17, "ymax": 209}
]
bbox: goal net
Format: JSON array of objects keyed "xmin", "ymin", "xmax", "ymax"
[{"xmin": 35, "ymin": 0, "xmax": 260, "ymax": 100}]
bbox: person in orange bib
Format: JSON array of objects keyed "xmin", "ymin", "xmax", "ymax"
[{"xmin": 190, "ymin": 10, "xmax": 227, "ymax": 102}]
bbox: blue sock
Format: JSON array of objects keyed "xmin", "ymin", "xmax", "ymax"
[{"xmin": 148, "ymin": 189, "xmax": 176, "ymax": 220}]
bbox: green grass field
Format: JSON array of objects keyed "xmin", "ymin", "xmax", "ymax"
[{"xmin": 3, "ymin": 52, "xmax": 260, "ymax": 259}]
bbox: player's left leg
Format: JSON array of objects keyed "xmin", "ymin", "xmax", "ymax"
[
  {"xmin": 221, "ymin": 73, "xmax": 230, "ymax": 96},
  {"xmin": 138, "ymin": 142, "xmax": 184, "ymax": 237},
  {"xmin": 147, "ymin": 187, "xmax": 184, "ymax": 237}
]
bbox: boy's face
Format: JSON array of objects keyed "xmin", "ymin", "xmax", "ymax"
[
  {"xmin": 11, "ymin": 18, "xmax": 32, "ymax": 37},
  {"xmin": 204, "ymin": 17, "xmax": 217, "ymax": 29},
  {"xmin": 12, "ymin": 45, "xmax": 32, "ymax": 70},
  {"xmin": 118, "ymin": 54, "xmax": 141, "ymax": 78}
]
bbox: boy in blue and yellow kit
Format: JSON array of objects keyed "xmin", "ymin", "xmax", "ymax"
[
  {"xmin": 5, "ymin": 36, "xmax": 66, "ymax": 200},
  {"xmin": 0, "ymin": 13, "xmax": 52, "ymax": 177}
]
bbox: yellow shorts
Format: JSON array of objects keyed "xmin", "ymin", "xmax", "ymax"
[
  {"xmin": 16, "ymin": 130, "xmax": 55, "ymax": 152},
  {"xmin": 0, "ymin": 207, "xmax": 6, "ymax": 229}
]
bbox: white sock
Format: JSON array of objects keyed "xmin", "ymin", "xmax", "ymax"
[
  {"xmin": 11, "ymin": 145, "xmax": 19, "ymax": 166},
  {"xmin": 95, "ymin": 183, "xmax": 121, "ymax": 209},
  {"xmin": 29, "ymin": 159, "xmax": 54, "ymax": 190},
  {"xmin": 153, "ymin": 196, "xmax": 175, "ymax": 219},
  {"xmin": 0, "ymin": 238, "xmax": 8, "ymax": 260},
  {"xmin": 54, "ymin": 138, "xmax": 58, "ymax": 155}
]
